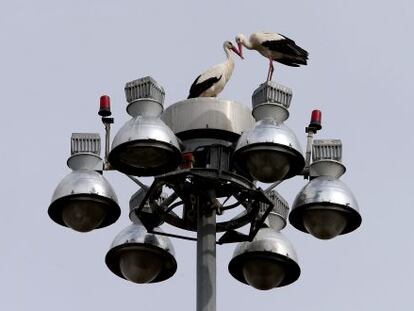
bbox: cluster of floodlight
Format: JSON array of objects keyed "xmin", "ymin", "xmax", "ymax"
[{"xmin": 48, "ymin": 76, "xmax": 361, "ymax": 290}]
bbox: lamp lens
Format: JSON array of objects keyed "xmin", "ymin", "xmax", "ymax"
[
  {"xmin": 61, "ymin": 200, "xmax": 106, "ymax": 232},
  {"xmin": 245, "ymin": 150, "xmax": 290, "ymax": 183},
  {"xmin": 119, "ymin": 145, "xmax": 171, "ymax": 168},
  {"xmin": 119, "ymin": 249, "xmax": 163, "ymax": 283},
  {"xmin": 302, "ymin": 207, "xmax": 348, "ymax": 240},
  {"xmin": 243, "ymin": 258, "xmax": 286, "ymax": 290}
]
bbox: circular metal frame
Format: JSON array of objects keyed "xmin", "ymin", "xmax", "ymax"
[{"xmin": 148, "ymin": 168, "xmax": 268, "ymax": 232}]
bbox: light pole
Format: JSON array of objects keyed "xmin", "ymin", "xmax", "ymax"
[{"xmin": 49, "ymin": 76, "xmax": 361, "ymax": 311}]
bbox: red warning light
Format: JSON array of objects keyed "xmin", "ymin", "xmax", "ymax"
[
  {"xmin": 310, "ymin": 109, "xmax": 322, "ymax": 130},
  {"xmin": 180, "ymin": 152, "xmax": 194, "ymax": 169},
  {"xmin": 99, "ymin": 95, "xmax": 111, "ymax": 117}
]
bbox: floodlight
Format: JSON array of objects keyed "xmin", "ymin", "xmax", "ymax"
[
  {"xmin": 48, "ymin": 133, "xmax": 120, "ymax": 232},
  {"xmin": 228, "ymin": 228, "xmax": 300, "ymax": 290},
  {"xmin": 108, "ymin": 76, "xmax": 182, "ymax": 176},
  {"xmin": 289, "ymin": 140, "xmax": 361, "ymax": 239},
  {"xmin": 233, "ymin": 82, "xmax": 304, "ymax": 183},
  {"xmin": 229, "ymin": 190, "xmax": 300, "ymax": 290},
  {"xmin": 105, "ymin": 222, "xmax": 177, "ymax": 284}
]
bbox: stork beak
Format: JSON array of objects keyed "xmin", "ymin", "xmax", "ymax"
[
  {"xmin": 237, "ymin": 42, "xmax": 244, "ymax": 59},
  {"xmin": 232, "ymin": 44, "xmax": 244, "ymax": 59}
]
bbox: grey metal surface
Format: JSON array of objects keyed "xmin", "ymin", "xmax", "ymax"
[
  {"xmin": 266, "ymin": 190, "xmax": 289, "ymax": 231},
  {"xmin": 252, "ymin": 103, "xmax": 289, "ymax": 123},
  {"xmin": 197, "ymin": 206, "xmax": 216, "ymax": 311},
  {"xmin": 252, "ymin": 81, "xmax": 292, "ymax": 109},
  {"xmin": 233, "ymin": 118, "xmax": 304, "ymax": 181},
  {"xmin": 309, "ymin": 139, "xmax": 345, "ymax": 178},
  {"xmin": 71, "ymin": 133, "xmax": 101, "ymax": 155},
  {"xmin": 161, "ymin": 98, "xmax": 255, "ymax": 137},
  {"xmin": 290, "ymin": 176, "xmax": 361, "ymax": 234},
  {"xmin": 109, "ymin": 114, "xmax": 182, "ymax": 176},
  {"xmin": 235, "ymin": 119, "xmax": 303, "ymax": 155},
  {"xmin": 66, "ymin": 153, "xmax": 103, "ymax": 171},
  {"xmin": 111, "ymin": 116, "xmax": 180, "ymax": 152},
  {"xmin": 228, "ymin": 228, "xmax": 300, "ymax": 287},
  {"xmin": 251, "ymin": 81, "xmax": 292, "ymax": 122},
  {"xmin": 312, "ymin": 139, "xmax": 342, "ymax": 162},
  {"xmin": 51, "ymin": 169, "xmax": 118, "ymax": 203},
  {"xmin": 109, "ymin": 223, "xmax": 173, "ymax": 251},
  {"xmin": 106, "ymin": 222, "xmax": 177, "ymax": 283},
  {"xmin": 125, "ymin": 77, "xmax": 165, "ymax": 117},
  {"xmin": 231, "ymin": 228, "xmax": 298, "ymax": 262},
  {"xmin": 292, "ymin": 176, "xmax": 359, "ymax": 211},
  {"xmin": 67, "ymin": 133, "xmax": 104, "ymax": 171},
  {"xmin": 128, "ymin": 188, "xmax": 166, "ymax": 227},
  {"xmin": 309, "ymin": 160, "xmax": 346, "ymax": 178},
  {"xmin": 48, "ymin": 169, "xmax": 120, "ymax": 229},
  {"xmin": 125, "ymin": 76, "xmax": 165, "ymax": 105}
]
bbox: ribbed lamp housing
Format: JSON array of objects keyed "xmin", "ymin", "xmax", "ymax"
[
  {"xmin": 251, "ymin": 81, "xmax": 292, "ymax": 123},
  {"xmin": 252, "ymin": 81, "xmax": 292, "ymax": 109},
  {"xmin": 312, "ymin": 139, "xmax": 342, "ymax": 162},
  {"xmin": 267, "ymin": 190, "xmax": 289, "ymax": 231},
  {"xmin": 109, "ymin": 77, "xmax": 182, "ymax": 176},
  {"xmin": 124, "ymin": 76, "xmax": 165, "ymax": 118},
  {"xmin": 67, "ymin": 133, "xmax": 103, "ymax": 171},
  {"xmin": 310, "ymin": 139, "xmax": 345, "ymax": 178},
  {"xmin": 71, "ymin": 133, "xmax": 101, "ymax": 155}
]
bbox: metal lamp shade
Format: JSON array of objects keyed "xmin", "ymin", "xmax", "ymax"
[
  {"xmin": 228, "ymin": 228, "xmax": 300, "ymax": 289},
  {"xmin": 233, "ymin": 119, "xmax": 305, "ymax": 183},
  {"xmin": 48, "ymin": 170, "xmax": 120, "ymax": 232},
  {"xmin": 109, "ymin": 116, "xmax": 182, "ymax": 176},
  {"xmin": 105, "ymin": 223, "xmax": 177, "ymax": 283},
  {"xmin": 290, "ymin": 176, "xmax": 362, "ymax": 239}
]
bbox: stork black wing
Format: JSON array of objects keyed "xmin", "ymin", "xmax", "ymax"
[
  {"xmin": 187, "ymin": 75, "xmax": 222, "ymax": 99},
  {"xmin": 262, "ymin": 36, "xmax": 308, "ymax": 66}
]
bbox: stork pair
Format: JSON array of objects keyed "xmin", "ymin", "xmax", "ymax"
[{"xmin": 188, "ymin": 32, "xmax": 308, "ymax": 99}]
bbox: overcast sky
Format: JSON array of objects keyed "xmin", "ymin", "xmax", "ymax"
[{"xmin": 1, "ymin": 0, "xmax": 413, "ymax": 310}]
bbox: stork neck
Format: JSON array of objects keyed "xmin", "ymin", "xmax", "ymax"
[
  {"xmin": 224, "ymin": 47, "xmax": 233, "ymax": 59},
  {"xmin": 224, "ymin": 48, "xmax": 235, "ymax": 80},
  {"xmin": 242, "ymin": 37, "xmax": 253, "ymax": 49}
]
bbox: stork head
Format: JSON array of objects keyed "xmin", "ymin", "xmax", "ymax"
[
  {"xmin": 224, "ymin": 41, "xmax": 244, "ymax": 59},
  {"xmin": 235, "ymin": 34, "xmax": 247, "ymax": 59}
]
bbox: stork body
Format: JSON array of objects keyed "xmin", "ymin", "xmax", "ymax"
[
  {"xmin": 188, "ymin": 41, "xmax": 242, "ymax": 99},
  {"xmin": 236, "ymin": 32, "xmax": 308, "ymax": 81}
]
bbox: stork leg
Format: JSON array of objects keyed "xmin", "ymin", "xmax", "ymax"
[{"xmin": 267, "ymin": 58, "xmax": 275, "ymax": 81}]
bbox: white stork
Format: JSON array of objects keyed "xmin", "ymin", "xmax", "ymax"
[
  {"xmin": 187, "ymin": 41, "xmax": 243, "ymax": 99},
  {"xmin": 235, "ymin": 32, "xmax": 308, "ymax": 81}
]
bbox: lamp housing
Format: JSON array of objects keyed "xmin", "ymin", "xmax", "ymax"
[
  {"xmin": 228, "ymin": 227, "xmax": 300, "ymax": 290},
  {"xmin": 265, "ymin": 190, "xmax": 289, "ymax": 231},
  {"xmin": 290, "ymin": 176, "xmax": 361, "ymax": 239},
  {"xmin": 233, "ymin": 82, "xmax": 304, "ymax": 183},
  {"xmin": 48, "ymin": 133, "xmax": 120, "ymax": 232},
  {"xmin": 105, "ymin": 222, "xmax": 177, "ymax": 284},
  {"xmin": 108, "ymin": 77, "xmax": 182, "ymax": 176},
  {"xmin": 290, "ymin": 139, "xmax": 361, "ymax": 239}
]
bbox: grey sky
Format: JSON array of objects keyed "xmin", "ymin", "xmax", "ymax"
[{"xmin": 1, "ymin": 0, "xmax": 412, "ymax": 310}]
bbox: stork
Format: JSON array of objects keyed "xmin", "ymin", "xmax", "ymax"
[
  {"xmin": 235, "ymin": 32, "xmax": 308, "ymax": 81},
  {"xmin": 187, "ymin": 41, "xmax": 243, "ymax": 99}
]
